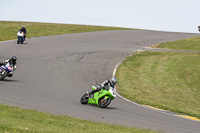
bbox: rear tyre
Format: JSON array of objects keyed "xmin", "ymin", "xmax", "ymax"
[
  {"xmin": 80, "ymin": 94, "xmax": 89, "ymax": 104},
  {"xmin": 99, "ymin": 97, "xmax": 111, "ymax": 108}
]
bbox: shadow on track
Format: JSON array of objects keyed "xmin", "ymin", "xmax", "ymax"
[
  {"xmin": 0, "ymin": 79, "xmax": 19, "ymax": 82},
  {"xmin": 17, "ymin": 42, "xmax": 28, "ymax": 45},
  {"xmin": 88, "ymin": 104, "xmax": 118, "ymax": 110}
]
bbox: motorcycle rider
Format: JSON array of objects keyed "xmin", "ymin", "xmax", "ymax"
[
  {"xmin": 18, "ymin": 26, "xmax": 27, "ymax": 40},
  {"xmin": 0, "ymin": 56, "xmax": 17, "ymax": 77},
  {"xmin": 87, "ymin": 77, "xmax": 117, "ymax": 98},
  {"xmin": 198, "ymin": 25, "xmax": 200, "ymax": 32}
]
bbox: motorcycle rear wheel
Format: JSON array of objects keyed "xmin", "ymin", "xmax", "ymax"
[
  {"xmin": 99, "ymin": 97, "xmax": 111, "ymax": 108},
  {"xmin": 80, "ymin": 94, "xmax": 89, "ymax": 104}
]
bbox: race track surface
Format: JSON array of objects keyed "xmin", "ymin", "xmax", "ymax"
[{"xmin": 0, "ymin": 30, "xmax": 199, "ymax": 133}]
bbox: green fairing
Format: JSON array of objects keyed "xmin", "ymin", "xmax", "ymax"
[{"xmin": 88, "ymin": 87, "xmax": 115, "ymax": 105}]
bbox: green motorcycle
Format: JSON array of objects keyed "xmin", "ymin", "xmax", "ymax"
[{"xmin": 80, "ymin": 86, "xmax": 117, "ymax": 108}]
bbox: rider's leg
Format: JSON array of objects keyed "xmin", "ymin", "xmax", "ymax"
[{"xmin": 87, "ymin": 89, "xmax": 99, "ymax": 98}]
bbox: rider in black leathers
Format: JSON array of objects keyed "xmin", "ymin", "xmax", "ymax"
[
  {"xmin": 88, "ymin": 78, "xmax": 117, "ymax": 97},
  {"xmin": 19, "ymin": 26, "xmax": 27, "ymax": 40},
  {"xmin": 0, "ymin": 56, "xmax": 17, "ymax": 77}
]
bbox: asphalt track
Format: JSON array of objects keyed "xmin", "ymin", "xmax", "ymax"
[{"xmin": 0, "ymin": 30, "xmax": 200, "ymax": 133}]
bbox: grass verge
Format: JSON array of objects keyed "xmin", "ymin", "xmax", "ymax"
[
  {"xmin": 156, "ymin": 36, "xmax": 200, "ymax": 51},
  {"xmin": 0, "ymin": 104, "xmax": 156, "ymax": 133},
  {"xmin": 0, "ymin": 21, "xmax": 133, "ymax": 41},
  {"xmin": 115, "ymin": 51, "xmax": 200, "ymax": 118}
]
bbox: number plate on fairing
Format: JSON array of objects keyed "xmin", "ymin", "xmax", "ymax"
[{"xmin": 109, "ymin": 88, "xmax": 117, "ymax": 98}]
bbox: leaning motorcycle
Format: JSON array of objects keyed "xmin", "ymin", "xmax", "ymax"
[
  {"xmin": 17, "ymin": 31, "xmax": 25, "ymax": 44},
  {"xmin": 80, "ymin": 86, "xmax": 117, "ymax": 108},
  {"xmin": 0, "ymin": 63, "xmax": 13, "ymax": 80}
]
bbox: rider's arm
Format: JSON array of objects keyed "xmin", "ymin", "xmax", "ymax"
[{"xmin": 100, "ymin": 80, "xmax": 110, "ymax": 89}]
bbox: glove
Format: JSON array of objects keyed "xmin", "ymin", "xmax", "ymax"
[{"xmin": 97, "ymin": 86, "xmax": 101, "ymax": 90}]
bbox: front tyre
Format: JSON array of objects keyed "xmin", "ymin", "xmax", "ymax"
[
  {"xmin": 80, "ymin": 94, "xmax": 89, "ymax": 104},
  {"xmin": 21, "ymin": 38, "xmax": 24, "ymax": 44},
  {"xmin": 0, "ymin": 70, "xmax": 7, "ymax": 80},
  {"xmin": 17, "ymin": 38, "xmax": 20, "ymax": 44},
  {"xmin": 99, "ymin": 97, "xmax": 111, "ymax": 108}
]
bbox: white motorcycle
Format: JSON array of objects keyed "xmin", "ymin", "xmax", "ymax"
[
  {"xmin": 0, "ymin": 62, "xmax": 14, "ymax": 80},
  {"xmin": 17, "ymin": 31, "xmax": 25, "ymax": 44}
]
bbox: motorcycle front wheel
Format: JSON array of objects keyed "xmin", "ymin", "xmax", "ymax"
[
  {"xmin": 0, "ymin": 70, "xmax": 7, "ymax": 80},
  {"xmin": 80, "ymin": 94, "xmax": 89, "ymax": 104},
  {"xmin": 98, "ymin": 97, "xmax": 111, "ymax": 108},
  {"xmin": 21, "ymin": 38, "xmax": 24, "ymax": 44},
  {"xmin": 17, "ymin": 38, "xmax": 20, "ymax": 44}
]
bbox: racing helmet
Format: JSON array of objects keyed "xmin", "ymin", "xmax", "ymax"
[
  {"xmin": 22, "ymin": 26, "xmax": 25, "ymax": 29},
  {"xmin": 11, "ymin": 56, "xmax": 17, "ymax": 62},
  {"xmin": 110, "ymin": 77, "xmax": 117, "ymax": 86}
]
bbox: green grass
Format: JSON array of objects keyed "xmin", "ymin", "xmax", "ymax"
[
  {"xmin": 0, "ymin": 21, "xmax": 133, "ymax": 41},
  {"xmin": 116, "ymin": 51, "xmax": 200, "ymax": 118},
  {"xmin": 157, "ymin": 36, "xmax": 200, "ymax": 51},
  {"xmin": 0, "ymin": 104, "xmax": 156, "ymax": 133}
]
